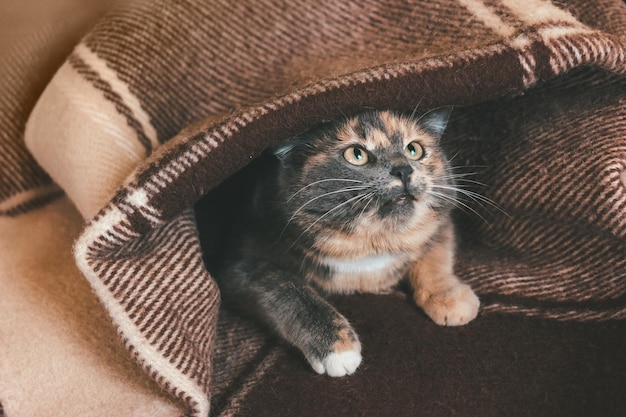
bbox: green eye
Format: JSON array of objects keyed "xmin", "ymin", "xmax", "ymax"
[
  {"xmin": 343, "ymin": 146, "xmax": 369, "ymax": 166},
  {"xmin": 405, "ymin": 141, "xmax": 424, "ymax": 160}
]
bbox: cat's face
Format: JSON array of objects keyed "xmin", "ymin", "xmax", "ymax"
[{"xmin": 273, "ymin": 110, "xmax": 455, "ymax": 236}]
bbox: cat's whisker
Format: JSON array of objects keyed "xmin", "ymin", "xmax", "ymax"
[
  {"xmin": 428, "ymin": 190, "xmax": 492, "ymax": 225},
  {"xmin": 287, "ymin": 178, "xmax": 365, "ymax": 202},
  {"xmin": 438, "ymin": 169, "xmax": 487, "ymax": 179},
  {"xmin": 291, "ymin": 186, "xmax": 370, "ymax": 215},
  {"xmin": 351, "ymin": 189, "xmax": 375, "ymax": 208},
  {"xmin": 437, "ymin": 175, "xmax": 491, "ymax": 188},
  {"xmin": 415, "ymin": 105, "xmax": 450, "ymax": 126},
  {"xmin": 408, "ymin": 98, "xmax": 425, "ymax": 120},
  {"xmin": 435, "ymin": 184, "xmax": 506, "ymax": 211},
  {"xmin": 348, "ymin": 191, "xmax": 378, "ymax": 227},
  {"xmin": 431, "ymin": 184, "xmax": 509, "ymax": 219},
  {"xmin": 281, "ymin": 186, "xmax": 370, "ymax": 237},
  {"xmin": 288, "ymin": 191, "xmax": 372, "ymax": 250},
  {"xmin": 445, "ymin": 165, "xmax": 491, "ymax": 173},
  {"xmin": 355, "ymin": 192, "xmax": 377, "ymax": 221},
  {"xmin": 446, "ymin": 150, "xmax": 463, "ymax": 165},
  {"xmin": 351, "ymin": 189, "xmax": 380, "ymax": 224},
  {"xmin": 440, "ymin": 167, "xmax": 476, "ymax": 174},
  {"xmin": 435, "ymin": 170, "xmax": 501, "ymax": 195},
  {"xmin": 437, "ymin": 172, "xmax": 483, "ymax": 181}
]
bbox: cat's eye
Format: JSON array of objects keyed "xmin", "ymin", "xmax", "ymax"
[
  {"xmin": 343, "ymin": 146, "xmax": 369, "ymax": 166},
  {"xmin": 405, "ymin": 141, "xmax": 425, "ymax": 160}
]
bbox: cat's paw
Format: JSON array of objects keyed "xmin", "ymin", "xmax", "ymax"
[
  {"xmin": 416, "ymin": 282, "xmax": 480, "ymax": 326},
  {"xmin": 306, "ymin": 326, "xmax": 362, "ymax": 377},
  {"xmin": 308, "ymin": 349, "xmax": 362, "ymax": 377}
]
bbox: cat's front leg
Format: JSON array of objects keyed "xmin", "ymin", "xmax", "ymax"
[
  {"xmin": 262, "ymin": 279, "xmax": 362, "ymax": 376},
  {"xmin": 408, "ymin": 225, "xmax": 480, "ymax": 326},
  {"xmin": 220, "ymin": 261, "xmax": 362, "ymax": 376}
]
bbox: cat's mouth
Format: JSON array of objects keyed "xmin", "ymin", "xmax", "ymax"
[
  {"xmin": 393, "ymin": 191, "xmax": 416, "ymax": 206},
  {"xmin": 378, "ymin": 188, "xmax": 419, "ymax": 216}
]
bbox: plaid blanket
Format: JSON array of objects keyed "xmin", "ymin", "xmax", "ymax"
[{"xmin": 2, "ymin": 0, "xmax": 625, "ymax": 416}]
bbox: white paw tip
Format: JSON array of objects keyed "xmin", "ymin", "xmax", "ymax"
[
  {"xmin": 309, "ymin": 359, "xmax": 326, "ymax": 375},
  {"xmin": 309, "ymin": 350, "xmax": 362, "ymax": 377}
]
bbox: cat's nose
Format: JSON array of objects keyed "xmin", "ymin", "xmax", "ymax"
[{"xmin": 390, "ymin": 165, "xmax": 413, "ymax": 184}]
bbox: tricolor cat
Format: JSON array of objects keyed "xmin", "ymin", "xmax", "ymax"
[{"xmin": 216, "ymin": 109, "xmax": 480, "ymax": 377}]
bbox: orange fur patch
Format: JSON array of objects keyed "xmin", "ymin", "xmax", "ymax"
[
  {"xmin": 314, "ymin": 205, "xmax": 440, "ymax": 258},
  {"xmin": 332, "ymin": 326, "xmax": 357, "ymax": 353}
]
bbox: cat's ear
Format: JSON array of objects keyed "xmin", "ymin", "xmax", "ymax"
[{"xmin": 420, "ymin": 107, "xmax": 451, "ymax": 140}]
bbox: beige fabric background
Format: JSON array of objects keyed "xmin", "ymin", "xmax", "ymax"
[{"xmin": 0, "ymin": 1, "xmax": 183, "ymax": 416}]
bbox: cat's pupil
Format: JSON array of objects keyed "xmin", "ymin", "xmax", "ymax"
[
  {"xmin": 344, "ymin": 146, "xmax": 369, "ymax": 165},
  {"xmin": 405, "ymin": 141, "xmax": 424, "ymax": 160}
]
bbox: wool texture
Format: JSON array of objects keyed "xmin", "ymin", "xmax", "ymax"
[
  {"xmin": 2, "ymin": 0, "xmax": 625, "ymax": 416},
  {"xmin": 0, "ymin": 1, "xmax": 183, "ymax": 416}
]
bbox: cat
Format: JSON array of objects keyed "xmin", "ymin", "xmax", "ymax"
[{"xmin": 215, "ymin": 109, "xmax": 480, "ymax": 377}]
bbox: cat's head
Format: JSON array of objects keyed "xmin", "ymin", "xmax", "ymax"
[{"xmin": 271, "ymin": 109, "xmax": 456, "ymax": 236}]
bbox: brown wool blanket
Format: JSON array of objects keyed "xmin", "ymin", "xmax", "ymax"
[{"xmin": 2, "ymin": 0, "xmax": 626, "ymax": 416}]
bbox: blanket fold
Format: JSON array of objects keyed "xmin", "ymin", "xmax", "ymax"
[{"xmin": 18, "ymin": 0, "xmax": 626, "ymax": 415}]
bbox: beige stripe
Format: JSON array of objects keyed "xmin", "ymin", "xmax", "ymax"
[
  {"xmin": 454, "ymin": 1, "xmax": 541, "ymax": 86},
  {"xmin": 502, "ymin": 0, "xmax": 595, "ymax": 74},
  {"xmin": 25, "ymin": 61, "xmax": 149, "ymax": 220},
  {"xmin": 124, "ymin": 188, "xmax": 164, "ymax": 226},
  {"xmin": 74, "ymin": 43, "xmax": 160, "ymax": 150},
  {"xmin": 501, "ymin": 0, "xmax": 583, "ymax": 27},
  {"xmin": 0, "ymin": 185, "xmax": 61, "ymax": 213},
  {"xmin": 457, "ymin": 0, "xmax": 516, "ymax": 37}
]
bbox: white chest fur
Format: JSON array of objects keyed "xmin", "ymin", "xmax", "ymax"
[
  {"xmin": 316, "ymin": 252, "xmax": 408, "ymax": 294},
  {"xmin": 322, "ymin": 253, "xmax": 400, "ymax": 275}
]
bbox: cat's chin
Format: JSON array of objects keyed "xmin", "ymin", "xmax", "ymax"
[{"xmin": 378, "ymin": 191, "xmax": 417, "ymax": 218}]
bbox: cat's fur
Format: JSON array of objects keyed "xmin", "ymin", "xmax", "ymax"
[{"xmin": 216, "ymin": 109, "xmax": 479, "ymax": 377}]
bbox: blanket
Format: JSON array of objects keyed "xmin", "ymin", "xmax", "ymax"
[{"xmin": 1, "ymin": 0, "xmax": 626, "ymax": 416}]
